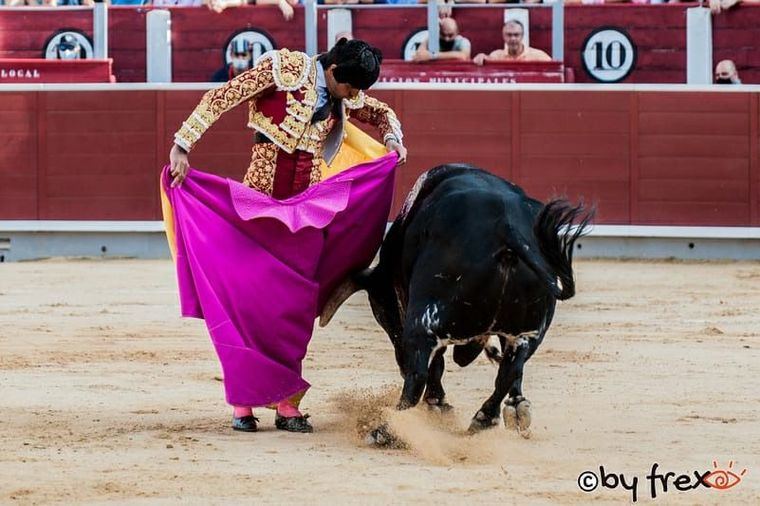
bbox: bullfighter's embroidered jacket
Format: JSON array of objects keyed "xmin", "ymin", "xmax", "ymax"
[{"xmin": 173, "ymin": 48, "xmax": 403, "ymax": 196}]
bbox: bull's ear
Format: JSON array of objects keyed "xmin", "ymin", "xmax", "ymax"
[{"xmin": 318, "ymin": 268, "xmax": 373, "ymax": 327}]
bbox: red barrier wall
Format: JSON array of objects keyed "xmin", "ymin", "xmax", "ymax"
[
  {"xmin": 2, "ymin": 5, "xmax": 760, "ymax": 84},
  {"xmin": 2, "ymin": 87, "xmax": 758, "ymax": 226}
]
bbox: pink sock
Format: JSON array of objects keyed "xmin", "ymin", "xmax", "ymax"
[
  {"xmin": 233, "ymin": 406, "xmax": 252, "ymax": 418},
  {"xmin": 276, "ymin": 400, "xmax": 302, "ymax": 418}
]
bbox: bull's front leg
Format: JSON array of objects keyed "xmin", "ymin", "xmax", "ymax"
[
  {"xmin": 367, "ymin": 316, "xmax": 439, "ymax": 447},
  {"xmin": 366, "ymin": 328, "xmax": 437, "ymax": 447},
  {"xmin": 423, "ymin": 348, "xmax": 453, "ymax": 412},
  {"xmin": 397, "ymin": 328, "xmax": 436, "ymax": 410}
]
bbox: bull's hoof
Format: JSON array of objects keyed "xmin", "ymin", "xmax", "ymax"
[
  {"xmin": 428, "ymin": 403, "xmax": 454, "ymax": 415},
  {"xmin": 467, "ymin": 410, "xmax": 499, "ymax": 433},
  {"xmin": 503, "ymin": 400, "xmax": 532, "ymax": 438},
  {"xmin": 425, "ymin": 398, "xmax": 454, "ymax": 414},
  {"xmin": 516, "ymin": 400, "xmax": 532, "ymax": 438},
  {"xmin": 364, "ymin": 424, "xmax": 406, "ymax": 449},
  {"xmin": 503, "ymin": 404, "xmax": 518, "ymax": 431}
]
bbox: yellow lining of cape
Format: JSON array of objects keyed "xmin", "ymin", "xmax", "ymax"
[{"xmin": 320, "ymin": 121, "xmax": 387, "ymax": 179}]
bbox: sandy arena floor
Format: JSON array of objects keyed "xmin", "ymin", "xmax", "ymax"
[{"xmin": 0, "ymin": 258, "xmax": 758, "ymax": 505}]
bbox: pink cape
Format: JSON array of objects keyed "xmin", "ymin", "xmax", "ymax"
[{"xmin": 161, "ymin": 153, "xmax": 397, "ymax": 407}]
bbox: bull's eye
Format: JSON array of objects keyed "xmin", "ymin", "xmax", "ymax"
[{"xmin": 703, "ymin": 470, "xmax": 742, "ymax": 490}]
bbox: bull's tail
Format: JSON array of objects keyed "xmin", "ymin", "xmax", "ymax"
[{"xmin": 533, "ymin": 199, "xmax": 594, "ymax": 301}]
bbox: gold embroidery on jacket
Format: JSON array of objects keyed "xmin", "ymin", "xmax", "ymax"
[
  {"xmin": 246, "ymin": 56, "xmax": 319, "ymax": 154},
  {"xmin": 309, "ymin": 157, "xmax": 322, "ymax": 187},
  {"xmin": 243, "ymin": 143, "xmax": 278, "ymax": 195},
  {"xmin": 348, "ymin": 94, "xmax": 403, "ymax": 143},
  {"xmin": 270, "ymin": 49, "xmax": 311, "ymax": 91}
]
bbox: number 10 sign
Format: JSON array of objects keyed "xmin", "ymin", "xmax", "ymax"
[{"xmin": 581, "ymin": 27, "xmax": 637, "ymax": 83}]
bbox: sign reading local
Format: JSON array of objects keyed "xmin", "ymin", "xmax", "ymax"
[{"xmin": 0, "ymin": 68, "xmax": 41, "ymax": 79}]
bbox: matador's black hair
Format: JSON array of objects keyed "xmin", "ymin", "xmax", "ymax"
[{"xmin": 318, "ymin": 38, "xmax": 383, "ymax": 90}]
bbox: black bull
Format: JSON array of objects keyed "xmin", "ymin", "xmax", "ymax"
[{"xmin": 321, "ymin": 164, "xmax": 593, "ymax": 438}]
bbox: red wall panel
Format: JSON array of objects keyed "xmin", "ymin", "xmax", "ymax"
[
  {"xmin": 0, "ymin": 94, "xmax": 37, "ymax": 218},
  {"xmin": 109, "ymin": 8, "xmax": 149, "ymax": 83},
  {"xmin": 636, "ymin": 92, "xmax": 752, "ymax": 225},
  {"xmin": 37, "ymin": 91, "xmax": 158, "ymax": 220},
  {"xmin": 517, "ymin": 91, "xmax": 630, "ymax": 223},
  {"xmin": 394, "ymin": 89, "xmax": 512, "ymax": 213}
]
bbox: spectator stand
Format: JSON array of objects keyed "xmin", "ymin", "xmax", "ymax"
[
  {"xmin": 2, "ymin": 3, "xmax": 760, "ymax": 83},
  {"xmin": 309, "ymin": 2, "xmax": 566, "ymax": 81}
]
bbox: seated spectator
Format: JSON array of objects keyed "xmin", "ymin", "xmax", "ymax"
[
  {"xmin": 473, "ymin": 20, "xmax": 551, "ymax": 65},
  {"xmin": 211, "ymin": 39, "xmax": 252, "ymax": 82},
  {"xmin": 412, "ymin": 18, "xmax": 472, "ymax": 63},
  {"xmin": 110, "ymin": 0, "xmax": 148, "ymax": 4},
  {"xmin": 714, "ymin": 59, "xmax": 742, "ymax": 85}
]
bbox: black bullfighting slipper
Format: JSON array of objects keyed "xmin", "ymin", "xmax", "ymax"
[
  {"xmin": 274, "ymin": 413, "xmax": 314, "ymax": 433},
  {"xmin": 232, "ymin": 415, "xmax": 259, "ymax": 432}
]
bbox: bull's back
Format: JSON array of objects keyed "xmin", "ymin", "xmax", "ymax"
[{"xmin": 402, "ymin": 170, "xmax": 536, "ymax": 258}]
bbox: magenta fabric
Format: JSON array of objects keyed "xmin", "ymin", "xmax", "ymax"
[{"xmin": 162, "ymin": 153, "xmax": 398, "ymax": 407}]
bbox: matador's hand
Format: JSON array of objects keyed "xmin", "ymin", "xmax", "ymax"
[
  {"xmin": 170, "ymin": 143, "xmax": 190, "ymax": 188},
  {"xmin": 386, "ymin": 140, "xmax": 407, "ymax": 166}
]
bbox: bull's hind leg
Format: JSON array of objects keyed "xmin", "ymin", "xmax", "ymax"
[
  {"xmin": 468, "ymin": 340, "xmax": 530, "ymax": 433},
  {"xmin": 423, "ymin": 347, "xmax": 453, "ymax": 413}
]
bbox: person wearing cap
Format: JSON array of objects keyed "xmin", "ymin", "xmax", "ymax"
[
  {"xmin": 211, "ymin": 39, "xmax": 253, "ymax": 82},
  {"xmin": 56, "ymin": 35, "xmax": 83, "ymax": 60},
  {"xmin": 169, "ymin": 39, "xmax": 406, "ymax": 433}
]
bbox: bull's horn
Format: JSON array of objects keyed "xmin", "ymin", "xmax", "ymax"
[{"xmin": 319, "ymin": 277, "xmax": 361, "ymax": 327}]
